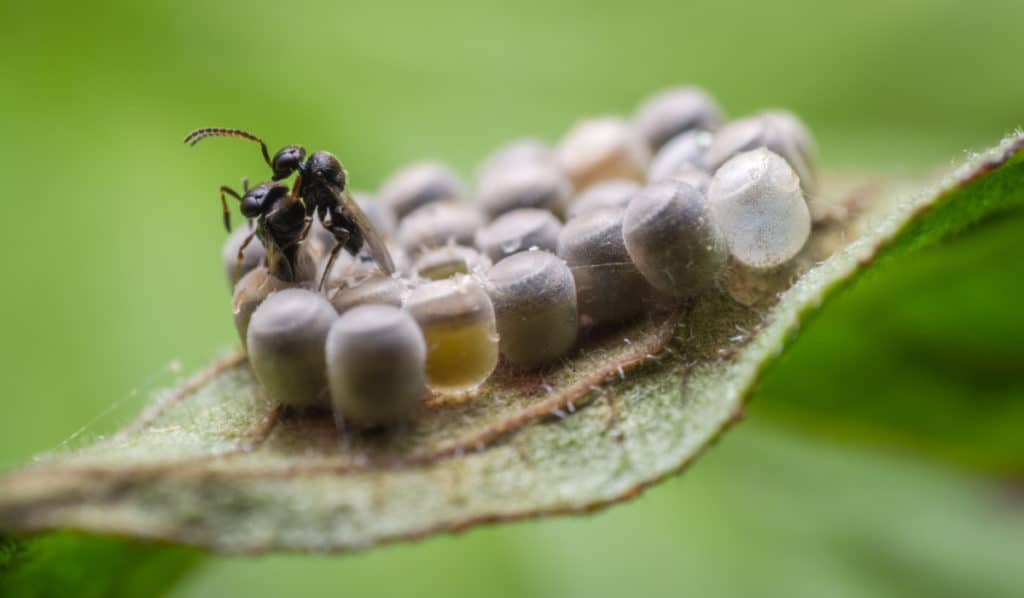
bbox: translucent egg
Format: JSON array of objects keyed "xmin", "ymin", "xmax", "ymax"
[
  {"xmin": 413, "ymin": 245, "xmax": 491, "ymax": 280},
  {"xmin": 647, "ymin": 130, "xmax": 713, "ymax": 182},
  {"xmin": 706, "ymin": 148, "xmax": 811, "ymax": 270}
]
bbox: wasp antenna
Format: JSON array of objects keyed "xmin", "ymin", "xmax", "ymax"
[{"xmin": 183, "ymin": 127, "xmax": 271, "ymax": 167}]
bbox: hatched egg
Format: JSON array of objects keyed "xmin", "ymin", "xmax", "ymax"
[
  {"xmin": 404, "ymin": 275, "xmax": 499, "ymax": 393},
  {"xmin": 413, "ymin": 245, "xmax": 492, "ymax": 280}
]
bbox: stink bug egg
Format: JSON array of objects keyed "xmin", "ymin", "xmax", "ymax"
[
  {"xmin": 474, "ymin": 208, "xmax": 562, "ymax": 263},
  {"xmin": 623, "ymin": 181, "xmax": 727, "ymax": 298},
  {"xmin": 485, "ymin": 251, "xmax": 578, "ymax": 369},
  {"xmin": 632, "ymin": 86, "xmax": 724, "ymax": 151},
  {"xmin": 326, "ymin": 304, "xmax": 427, "ymax": 428},
  {"xmin": 556, "ymin": 116, "xmax": 650, "ymax": 190},
  {"xmin": 707, "ymin": 148, "xmax": 810, "ymax": 270},
  {"xmin": 379, "ymin": 161, "xmax": 465, "ymax": 219},
  {"xmin": 405, "ymin": 275, "xmax": 499, "ymax": 393},
  {"xmin": 396, "ymin": 200, "xmax": 484, "ymax": 255},
  {"xmin": 246, "ymin": 288, "xmax": 337, "ymax": 408}
]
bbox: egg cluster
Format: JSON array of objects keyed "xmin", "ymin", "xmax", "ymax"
[{"xmin": 224, "ymin": 86, "xmax": 816, "ymax": 429}]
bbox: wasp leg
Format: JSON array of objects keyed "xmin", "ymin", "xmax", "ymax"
[
  {"xmin": 319, "ymin": 229, "xmax": 352, "ymax": 293},
  {"xmin": 220, "ymin": 186, "xmax": 243, "ymax": 232},
  {"xmin": 236, "ymin": 229, "xmax": 259, "ymax": 279}
]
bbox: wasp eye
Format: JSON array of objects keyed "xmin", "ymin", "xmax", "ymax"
[{"xmin": 240, "ymin": 193, "xmax": 263, "ymax": 218}]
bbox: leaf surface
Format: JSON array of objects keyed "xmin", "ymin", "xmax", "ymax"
[{"xmin": 1, "ymin": 134, "xmax": 1022, "ymax": 553}]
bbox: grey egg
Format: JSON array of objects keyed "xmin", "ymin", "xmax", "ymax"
[
  {"xmin": 379, "ymin": 161, "xmax": 465, "ymax": 218},
  {"xmin": 623, "ymin": 181, "xmax": 727, "ymax": 298},
  {"xmin": 246, "ymin": 288, "xmax": 337, "ymax": 408},
  {"xmin": 565, "ymin": 179, "xmax": 641, "ymax": 220},
  {"xmin": 231, "ymin": 266, "xmax": 294, "ymax": 349},
  {"xmin": 352, "ymin": 190, "xmax": 398, "ymax": 239},
  {"xmin": 485, "ymin": 251, "xmax": 578, "ymax": 369},
  {"xmin": 704, "ymin": 115, "xmax": 815, "ymax": 194},
  {"xmin": 396, "ymin": 200, "xmax": 484, "ymax": 255},
  {"xmin": 477, "ymin": 160, "xmax": 572, "ymax": 220},
  {"xmin": 326, "ymin": 304, "xmax": 426, "ymax": 428},
  {"xmin": 222, "ymin": 226, "xmax": 266, "ymax": 289},
  {"xmin": 633, "ymin": 86, "xmax": 724, "ymax": 151},
  {"xmin": 556, "ymin": 210, "xmax": 655, "ymax": 325},
  {"xmin": 474, "ymin": 208, "xmax": 562, "ymax": 263},
  {"xmin": 647, "ymin": 129, "xmax": 713, "ymax": 182},
  {"xmin": 476, "ymin": 138, "xmax": 553, "ymax": 184}
]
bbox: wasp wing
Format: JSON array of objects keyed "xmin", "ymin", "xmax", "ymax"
[{"xmin": 335, "ymin": 189, "xmax": 396, "ymax": 275}]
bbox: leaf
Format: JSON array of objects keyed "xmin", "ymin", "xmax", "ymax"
[
  {"xmin": 0, "ymin": 533, "xmax": 202, "ymax": 598},
  {"xmin": 0, "ymin": 134, "xmax": 1022, "ymax": 554}
]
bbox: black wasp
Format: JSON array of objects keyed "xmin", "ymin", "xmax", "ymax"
[{"xmin": 184, "ymin": 127, "xmax": 395, "ymax": 289}]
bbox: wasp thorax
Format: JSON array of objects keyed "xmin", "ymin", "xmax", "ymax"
[
  {"xmin": 707, "ymin": 148, "xmax": 810, "ymax": 270},
  {"xmin": 326, "ymin": 305, "xmax": 427, "ymax": 428},
  {"xmin": 413, "ymin": 245, "xmax": 491, "ymax": 281},
  {"xmin": 246, "ymin": 288, "xmax": 337, "ymax": 408},
  {"xmin": 353, "ymin": 191, "xmax": 398, "ymax": 239},
  {"xmin": 623, "ymin": 181, "xmax": 727, "ymax": 298},
  {"xmin": 566, "ymin": 179, "xmax": 641, "ymax": 220},
  {"xmin": 632, "ymin": 86, "xmax": 723, "ymax": 152},
  {"xmin": 231, "ymin": 266, "xmax": 294, "ymax": 349},
  {"xmin": 647, "ymin": 130, "xmax": 713, "ymax": 183},
  {"xmin": 222, "ymin": 227, "xmax": 267, "ymax": 288},
  {"xmin": 329, "ymin": 273, "xmax": 406, "ymax": 314},
  {"xmin": 396, "ymin": 200, "xmax": 484, "ymax": 255},
  {"xmin": 477, "ymin": 160, "xmax": 572, "ymax": 220},
  {"xmin": 476, "ymin": 138, "xmax": 553, "ymax": 184},
  {"xmin": 704, "ymin": 115, "xmax": 815, "ymax": 194},
  {"xmin": 405, "ymin": 275, "xmax": 499, "ymax": 393},
  {"xmin": 556, "ymin": 117, "xmax": 650, "ymax": 190},
  {"xmin": 379, "ymin": 161, "xmax": 465, "ymax": 218},
  {"xmin": 485, "ymin": 251, "xmax": 578, "ymax": 369},
  {"xmin": 557, "ymin": 210, "xmax": 654, "ymax": 325},
  {"xmin": 474, "ymin": 208, "xmax": 562, "ymax": 263}
]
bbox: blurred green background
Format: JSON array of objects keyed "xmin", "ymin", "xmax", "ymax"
[{"xmin": 1, "ymin": 0, "xmax": 1022, "ymax": 596}]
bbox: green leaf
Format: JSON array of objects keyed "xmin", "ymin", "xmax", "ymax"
[
  {"xmin": 0, "ymin": 533, "xmax": 202, "ymax": 598},
  {"xmin": 0, "ymin": 134, "xmax": 1021, "ymax": 554}
]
